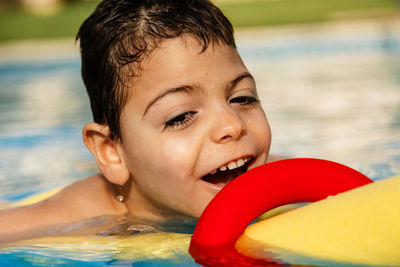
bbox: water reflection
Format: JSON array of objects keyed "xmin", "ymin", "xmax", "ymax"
[{"xmin": 0, "ymin": 59, "xmax": 95, "ymax": 200}]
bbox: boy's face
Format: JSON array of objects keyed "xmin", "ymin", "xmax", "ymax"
[{"xmin": 118, "ymin": 36, "xmax": 271, "ymax": 220}]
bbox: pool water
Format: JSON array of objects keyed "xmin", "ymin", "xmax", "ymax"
[{"xmin": 0, "ymin": 19, "xmax": 400, "ymax": 266}]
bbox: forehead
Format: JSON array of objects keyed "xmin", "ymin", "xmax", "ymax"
[{"xmin": 128, "ymin": 36, "xmax": 246, "ymax": 98}]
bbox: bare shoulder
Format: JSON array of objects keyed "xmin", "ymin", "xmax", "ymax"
[
  {"xmin": 52, "ymin": 174, "xmax": 119, "ymax": 216},
  {"xmin": 0, "ymin": 174, "xmax": 123, "ymax": 243}
]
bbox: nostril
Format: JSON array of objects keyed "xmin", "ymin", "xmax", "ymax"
[
  {"xmin": 221, "ymin": 135, "xmax": 231, "ymax": 141},
  {"xmin": 219, "ymin": 127, "xmax": 246, "ymax": 143}
]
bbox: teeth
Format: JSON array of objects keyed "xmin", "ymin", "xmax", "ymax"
[
  {"xmin": 214, "ymin": 157, "xmax": 251, "ymax": 173},
  {"xmin": 227, "ymin": 161, "xmax": 237, "ymax": 170},
  {"xmin": 237, "ymin": 158, "xmax": 245, "ymax": 168}
]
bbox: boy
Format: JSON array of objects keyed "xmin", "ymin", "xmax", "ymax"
[{"xmin": 0, "ymin": 0, "xmax": 271, "ymax": 242}]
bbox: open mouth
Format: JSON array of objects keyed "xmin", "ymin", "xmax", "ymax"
[{"xmin": 201, "ymin": 157, "xmax": 252, "ymax": 188}]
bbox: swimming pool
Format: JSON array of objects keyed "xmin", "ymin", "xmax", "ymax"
[{"xmin": 1, "ymin": 19, "xmax": 399, "ymax": 266}]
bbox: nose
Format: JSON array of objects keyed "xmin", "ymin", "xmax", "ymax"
[{"xmin": 209, "ymin": 106, "xmax": 247, "ymax": 144}]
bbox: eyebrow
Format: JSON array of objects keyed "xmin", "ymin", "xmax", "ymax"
[
  {"xmin": 225, "ymin": 72, "xmax": 254, "ymax": 94},
  {"xmin": 143, "ymin": 84, "xmax": 202, "ymax": 117},
  {"xmin": 143, "ymin": 72, "xmax": 254, "ymax": 117}
]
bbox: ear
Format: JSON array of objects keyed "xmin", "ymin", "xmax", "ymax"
[{"xmin": 82, "ymin": 123, "xmax": 130, "ymax": 186}]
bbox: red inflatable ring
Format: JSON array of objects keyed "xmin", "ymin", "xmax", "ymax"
[{"xmin": 189, "ymin": 158, "xmax": 373, "ymax": 266}]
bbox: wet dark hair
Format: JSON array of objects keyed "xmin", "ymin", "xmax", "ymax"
[{"xmin": 76, "ymin": 0, "xmax": 236, "ymax": 140}]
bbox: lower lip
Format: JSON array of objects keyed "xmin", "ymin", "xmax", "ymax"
[{"xmin": 203, "ymin": 181, "xmax": 224, "ymax": 192}]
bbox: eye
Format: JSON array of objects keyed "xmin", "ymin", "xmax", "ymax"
[
  {"xmin": 163, "ymin": 111, "xmax": 197, "ymax": 131},
  {"xmin": 229, "ymin": 96, "xmax": 260, "ymax": 106}
]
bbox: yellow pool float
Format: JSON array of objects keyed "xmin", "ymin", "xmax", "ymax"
[{"xmin": 236, "ymin": 175, "xmax": 400, "ymax": 266}]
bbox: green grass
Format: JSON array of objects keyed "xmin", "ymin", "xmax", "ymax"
[
  {"xmin": 218, "ymin": 0, "xmax": 396, "ymax": 27},
  {"xmin": 0, "ymin": 0, "xmax": 397, "ymax": 41},
  {"xmin": 0, "ymin": 1, "xmax": 98, "ymax": 41}
]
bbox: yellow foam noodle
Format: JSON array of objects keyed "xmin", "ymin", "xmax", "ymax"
[
  {"xmin": 2, "ymin": 232, "xmax": 192, "ymax": 262},
  {"xmin": 236, "ymin": 175, "xmax": 400, "ymax": 266}
]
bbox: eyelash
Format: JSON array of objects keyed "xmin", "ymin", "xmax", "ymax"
[
  {"xmin": 162, "ymin": 96, "xmax": 259, "ymax": 131},
  {"xmin": 229, "ymin": 96, "xmax": 260, "ymax": 106},
  {"xmin": 163, "ymin": 111, "xmax": 197, "ymax": 131}
]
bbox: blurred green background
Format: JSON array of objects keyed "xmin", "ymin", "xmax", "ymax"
[{"xmin": 0, "ymin": 0, "xmax": 397, "ymax": 42}]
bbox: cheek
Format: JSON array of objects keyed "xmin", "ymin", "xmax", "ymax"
[
  {"xmin": 247, "ymin": 110, "xmax": 271, "ymax": 148},
  {"xmin": 133, "ymin": 133, "xmax": 197, "ymax": 180},
  {"xmin": 159, "ymin": 137, "xmax": 198, "ymax": 175},
  {"xmin": 162, "ymin": 139, "xmax": 190, "ymax": 157},
  {"xmin": 134, "ymin": 136, "xmax": 200, "ymax": 203}
]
